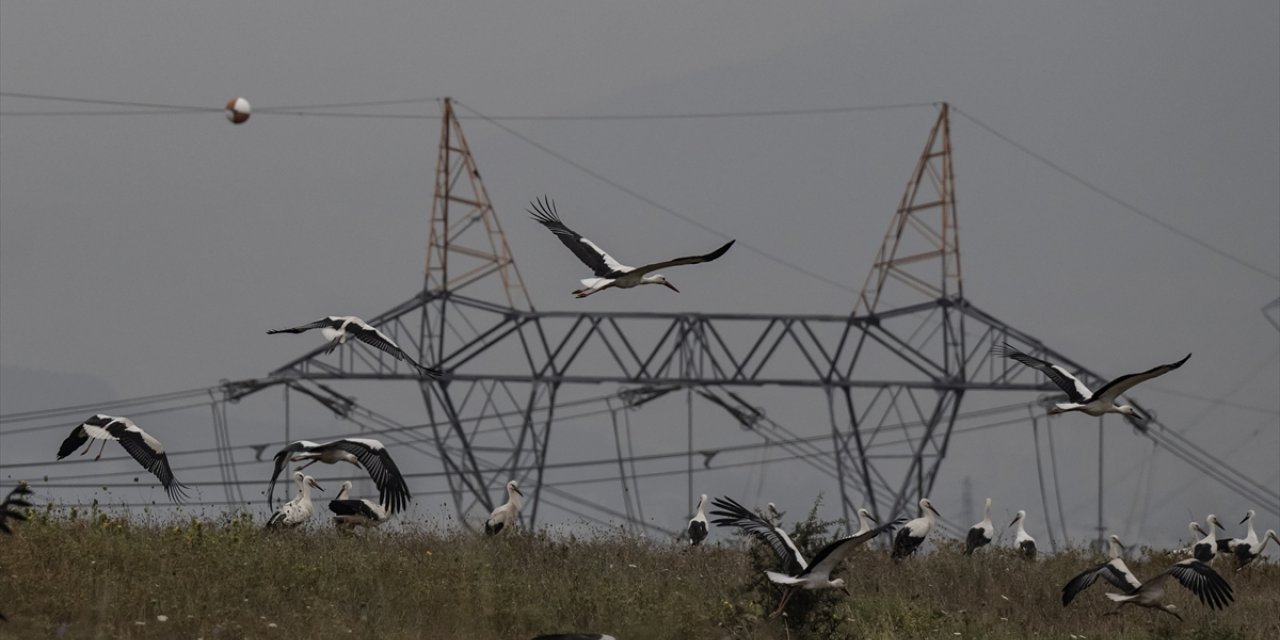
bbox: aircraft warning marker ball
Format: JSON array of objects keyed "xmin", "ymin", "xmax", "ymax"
[{"xmin": 225, "ymin": 97, "xmax": 251, "ymax": 124}]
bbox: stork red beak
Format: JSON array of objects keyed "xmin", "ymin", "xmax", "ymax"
[
  {"xmin": 662, "ymin": 281, "xmax": 679, "ymax": 293},
  {"xmin": 309, "ymin": 480, "xmax": 324, "ymax": 492}
]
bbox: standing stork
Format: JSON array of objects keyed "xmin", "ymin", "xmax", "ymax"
[
  {"xmin": 964, "ymin": 498, "xmax": 994, "ymax": 555},
  {"xmin": 1220, "ymin": 509, "xmax": 1258, "ymax": 556},
  {"xmin": 853, "ymin": 508, "xmax": 878, "ymax": 537},
  {"xmin": 529, "ymin": 197, "xmax": 735, "ymax": 298},
  {"xmin": 267, "ymin": 315, "xmax": 441, "ymax": 378},
  {"xmin": 891, "ymin": 498, "xmax": 940, "ymax": 560},
  {"xmin": 1062, "ymin": 534, "xmax": 1141, "ymax": 606},
  {"xmin": 328, "ymin": 480, "xmax": 391, "ymax": 530},
  {"xmin": 993, "ymin": 343, "xmax": 1189, "ymax": 429},
  {"xmin": 265, "ymin": 472, "xmax": 324, "ymax": 529},
  {"xmin": 1192, "ymin": 515, "xmax": 1225, "ymax": 564},
  {"xmin": 56, "ymin": 414, "xmax": 189, "ymax": 502},
  {"xmin": 484, "ymin": 480, "xmax": 524, "ymax": 535},
  {"xmin": 1232, "ymin": 529, "xmax": 1279, "ymax": 571},
  {"xmin": 687, "ymin": 494, "xmax": 709, "ymax": 546},
  {"xmin": 267, "ymin": 438, "xmax": 411, "ymax": 514},
  {"xmin": 709, "ymin": 495, "xmax": 902, "ymax": 617},
  {"xmin": 1101, "ymin": 559, "xmax": 1234, "ymax": 620},
  {"xmin": 1009, "ymin": 510, "xmax": 1037, "ymax": 558}
]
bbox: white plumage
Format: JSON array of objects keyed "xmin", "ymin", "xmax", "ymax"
[
  {"xmin": 964, "ymin": 498, "xmax": 994, "ymax": 555},
  {"xmin": 56, "ymin": 414, "xmax": 189, "ymax": 502},
  {"xmin": 529, "ymin": 197, "xmax": 735, "ymax": 299},
  {"xmin": 687, "ymin": 494, "xmax": 709, "ymax": 546},
  {"xmin": 853, "ymin": 507, "xmax": 878, "ymax": 537},
  {"xmin": 266, "ymin": 472, "xmax": 323, "ymax": 529},
  {"xmin": 994, "ymin": 343, "xmax": 1189, "ymax": 430},
  {"xmin": 1191, "ymin": 515, "xmax": 1224, "ymax": 564},
  {"xmin": 1101, "ymin": 559, "xmax": 1234, "ymax": 620},
  {"xmin": 328, "ymin": 480, "xmax": 391, "ymax": 530},
  {"xmin": 268, "ymin": 315, "xmax": 441, "ymax": 377},
  {"xmin": 267, "ymin": 438, "xmax": 412, "ymax": 514},
  {"xmin": 484, "ymin": 480, "xmax": 524, "ymax": 535},
  {"xmin": 1009, "ymin": 509, "xmax": 1037, "ymax": 558},
  {"xmin": 1062, "ymin": 535, "xmax": 1142, "ymax": 606},
  {"xmin": 891, "ymin": 498, "xmax": 940, "ymax": 560},
  {"xmin": 710, "ymin": 495, "xmax": 903, "ymax": 617}
]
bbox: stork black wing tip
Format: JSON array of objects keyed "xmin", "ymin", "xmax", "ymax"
[{"xmin": 705, "ymin": 240, "xmax": 735, "ymax": 261}]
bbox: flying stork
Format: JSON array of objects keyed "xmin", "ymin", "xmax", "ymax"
[
  {"xmin": 267, "ymin": 315, "xmax": 441, "ymax": 378},
  {"xmin": 1062, "ymin": 534, "xmax": 1142, "ymax": 606},
  {"xmin": 687, "ymin": 494, "xmax": 709, "ymax": 546},
  {"xmin": 1232, "ymin": 528, "xmax": 1279, "ymax": 571},
  {"xmin": 709, "ymin": 495, "xmax": 902, "ymax": 617},
  {"xmin": 266, "ymin": 472, "xmax": 324, "ymax": 529},
  {"xmin": 0, "ymin": 484, "xmax": 33, "ymax": 622},
  {"xmin": 484, "ymin": 480, "xmax": 524, "ymax": 535},
  {"xmin": 267, "ymin": 438, "xmax": 411, "ymax": 514},
  {"xmin": 56, "ymin": 414, "xmax": 189, "ymax": 502},
  {"xmin": 1009, "ymin": 510, "xmax": 1037, "ymax": 558},
  {"xmin": 964, "ymin": 497, "xmax": 994, "ymax": 555},
  {"xmin": 891, "ymin": 498, "xmax": 941, "ymax": 560},
  {"xmin": 993, "ymin": 343, "xmax": 1189, "ymax": 430},
  {"xmin": 529, "ymin": 197, "xmax": 735, "ymax": 298},
  {"xmin": 1101, "ymin": 559, "xmax": 1234, "ymax": 621},
  {"xmin": 328, "ymin": 480, "xmax": 391, "ymax": 530}
]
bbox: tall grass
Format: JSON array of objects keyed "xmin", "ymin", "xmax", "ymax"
[{"xmin": 1, "ymin": 505, "xmax": 1276, "ymax": 639}]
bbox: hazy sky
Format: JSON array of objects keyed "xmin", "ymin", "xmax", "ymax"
[{"xmin": 1, "ymin": 1, "xmax": 1277, "ymax": 548}]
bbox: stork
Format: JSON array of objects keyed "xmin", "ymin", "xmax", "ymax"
[
  {"xmin": 484, "ymin": 480, "xmax": 524, "ymax": 535},
  {"xmin": 267, "ymin": 438, "xmax": 411, "ymax": 514},
  {"xmin": 687, "ymin": 494, "xmax": 709, "ymax": 546},
  {"xmin": 853, "ymin": 508, "xmax": 878, "ymax": 537},
  {"xmin": 529, "ymin": 197, "xmax": 735, "ymax": 298},
  {"xmin": 267, "ymin": 315, "xmax": 441, "ymax": 378},
  {"xmin": 56, "ymin": 414, "xmax": 189, "ymax": 502},
  {"xmin": 891, "ymin": 498, "xmax": 940, "ymax": 560},
  {"xmin": 265, "ymin": 472, "xmax": 324, "ymax": 529},
  {"xmin": 328, "ymin": 480, "xmax": 391, "ymax": 530},
  {"xmin": 1062, "ymin": 534, "xmax": 1142, "ymax": 606},
  {"xmin": 709, "ymin": 495, "xmax": 902, "ymax": 617},
  {"xmin": 1009, "ymin": 510, "xmax": 1037, "ymax": 558},
  {"xmin": 1101, "ymin": 559, "xmax": 1234, "ymax": 620},
  {"xmin": 1191, "ymin": 515, "xmax": 1225, "ymax": 564},
  {"xmin": 993, "ymin": 343, "xmax": 1189, "ymax": 430},
  {"xmin": 964, "ymin": 498, "xmax": 994, "ymax": 555},
  {"xmin": 1232, "ymin": 529, "xmax": 1279, "ymax": 571},
  {"xmin": 1221, "ymin": 509, "xmax": 1258, "ymax": 556}
]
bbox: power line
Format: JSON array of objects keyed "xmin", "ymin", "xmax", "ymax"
[
  {"xmin": 453, "ymin": 99, "xmax": 863, "ymax": 295},
  {"xmin": 951, "ymin": 106, "xmax": 1280, "ymax": 282}
]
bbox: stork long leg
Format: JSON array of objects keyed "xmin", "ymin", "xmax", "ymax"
[
  {"xmin": 769, "ymin": 588, "xmax": 797, "ymax": 618},
  {"xmin": 293, "ymin": 458, "xmax": 320, "ymax": 472},
  {"xmin": 93, "ymin": 437, "xmax": 110, "ymax": 461}
]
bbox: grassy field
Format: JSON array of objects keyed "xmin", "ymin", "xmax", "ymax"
[{"xmin": 1, "ymin": 507, "xmax": 1278, "ymax": 639}]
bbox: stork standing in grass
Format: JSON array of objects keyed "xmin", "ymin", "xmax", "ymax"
[
  {"xmin": 485, "ymin": 480, "xmax": 523, "ymax": 535},
  {"xmin": 1233, "ymin": 529, "xmax": 1279, "ymax": 571},
  {"xmin": 267, "ymin": 315, "xmax": 441, "ymax": 378},
  {"xmin": 1221, "ymin": 509, "xmax": 1257, "ymax": 556},
  {"xmin": 1191, "ymin": 515, "xmax": 1225, "ymax": 564},
  {"xmin": 328, "ymin": 480, "xmax": 390, "ymax": 530},
  {"xmin": 891, "ymin": 498, "xmax": 940, "ymax": 560},
  {"xmin": 267, "ymin": 438, "xmax": 411, "ymax": 514},
  {"xmin": 1101, "ymin": 559, "xmax": 1234, "ymax": 621},
  {"xmin": 710, "ymin": 495, "xmax": 903, "ymax": 617},
  {"xmin": 687, "ymin": 494, "xmax": 709, "ymax": 546},
  {"xmin": 1009, "ymin": 510, "xmax": 1037, "ymax": 558},
  {"xmin": 529, "ymin": 197, "xmax": 735, "ymax": 298},
  {"xmin": 993, "ymin": 343, "xmax": 1189, "ymax": 430},
  {"xmin": 964, "ymin": 498, "xmax": 994, "ymax": 555},
  {"xmin": 266, "ymin": 472, "xmax": 324, "ymax": 529},
  {"xmin": 853, "ymin": 508, "xmax": 878, "ymax": 537},
  {"xmin": 56, "ymin": 414, "xmax": 189, "ymax": 502}
]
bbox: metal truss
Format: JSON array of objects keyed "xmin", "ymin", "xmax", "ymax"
[{"xmin": 222, "ymin": 101, "xmax": 1170, "ymax": 532}]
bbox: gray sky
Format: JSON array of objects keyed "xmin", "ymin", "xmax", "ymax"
[{"xmin": 1, "ymin": 1, "xmax": 1277, "ymax": 548}]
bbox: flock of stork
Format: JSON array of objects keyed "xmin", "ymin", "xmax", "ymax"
[{"xmin": 19, "ymin": 197, "xmax": 1276, "ymax": 628}]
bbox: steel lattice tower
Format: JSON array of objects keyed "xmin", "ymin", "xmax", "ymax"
[{"xmin": 224, "ymin": 101, "xmax": 1170, "ymax": 532}]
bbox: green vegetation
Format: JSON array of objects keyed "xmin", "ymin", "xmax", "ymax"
[{"xmin": 1, "ymin": 504, "xmax": 1277, "ymax": 639}]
